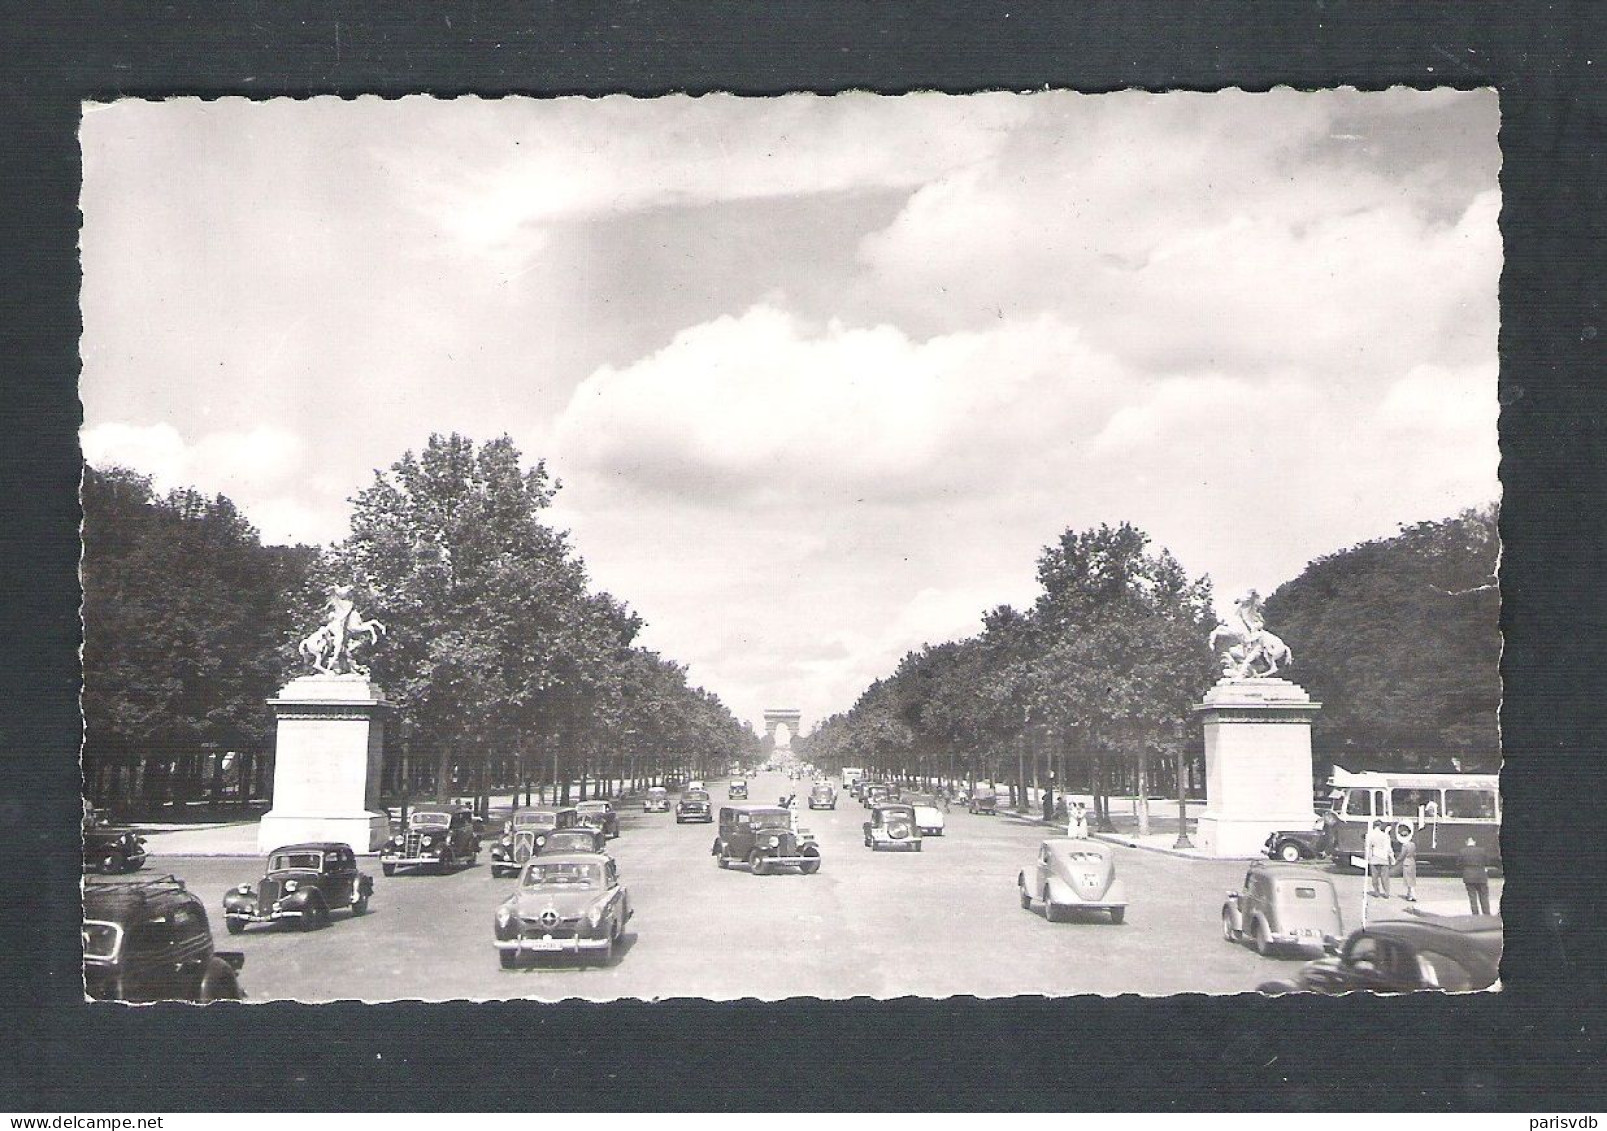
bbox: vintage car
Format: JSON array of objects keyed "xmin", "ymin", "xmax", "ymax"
[
  {"xmin": 575, "ymin": 799, "xmax": 620, "ymax": 839},
  {"xmin": 223, "ymin": 842, "xmax": 373, "ymax": 933},
  {"xmin": 808, "ymin": 783, "xmax": 837, "ymax": 810},
  {"xmin": 1018, "ymin": 839, "xmax": 1127, "ymax": 923},
  {"xmin": 491, "ymin": 807, "xmax": 579, "ymax": 877},
  {"xmin": 380, "ymin": 805, "xmax": 481, "ymax": 875},
  {"xmin": 687, "ymin": 779, "xmax": 706, "ymax": 792},
  {"xmin": 1222, "ymin": 862, "xmax": 1344, "ymax": 956},
  {"xmin": 1258, "ymin": 912, "xmax": 1503, "ymax": 994},
  {"xmin": 968, "ymin": 788, "xmax": 999, "ymax": 815},
  {"xmin": 861, "ymin": 783, "xmax": 890, "ymax": 808},
  {"xmin": 536, "ymin": 826, "xmax": 609, "ymax": 857},
  {"xmin": 83, "ymin": 807, "xmax": 147, "ymax": 874},
  {"xmin": 1263, "ymin": 814, "xmax": 1337, "ymax": 863},
  {"xmin": 913, "ymin": 800, "xmax": 946, "ymax": 836},
  {"xmin": 84, "ymin": 875, "xmax": 245, "ymax": 1002},
  {"xmin": 676, "ymin": 788, "xmax": 714, "ymax": 824},
  {"xmin": 494, "ymin": 854, "xmax": 632, "ymax": 968},
  {"xmin": 862, "ymin": 802, "xmax": 923, "ymax": 851},
  {"xmin": 643, "ymin": 786, "xmax": 670, "ymax": 813},
  {"xmin": 713, "ymin": 804, "xmax": 821, "ymax": 875},
  {"xmin": 728, "ymin": 779, "xmax": 749, "ymax": 800}
]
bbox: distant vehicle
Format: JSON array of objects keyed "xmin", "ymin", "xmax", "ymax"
[
  {"xmin": 862, "ymin": 783, "xmax": 890, "ymax": 808},
  {"xmin": 677, "ymin": 789, "xmax": 714, "ymax": 824},
  {"xmin": 713, "ymin": 804, "xmax": 821, "ymax": 875},
  {"xmin": 575, "ymin": 799, "xmax": 620, "ymax": 839},
  {"xmin": 643, "ymin": 787, "xmax": 670, "ymax": 813},
  {"xmin": 863, "ymin": 803, "xmax": 922, "ymax": 852},
  {"xmin": 536, "ymin": 827, "xmax": 609, "ymax": 857},
  {"xmin": 968, "ymin": 788, "xmax": 998, "ymax": 816},
  {"xmin": 494, "ymin": 855, "xmax": 632, "ymax": 968},
  {"xmin": 841, "ymin": 767, "xmax": 865, "ymax": 792},
  {"xmin": 808, "ymin": 783, "xmax": 837, "ymax": 810},
  {"xmin": 728, "ymin": 779, "xmax": 749, "ymax": 800},
  {"xmin": 491, "ymin": 808, "xmax": 580, "ymax": 877},
  {"xmin": 913, "ymin": 801, "xmax": 946, "ymax": 836},
  {"xmin": 1263, "ymin": 818, "xmax": 1336, "ymax": 863},
  {"xmin": 223, "ymin": 843, "xmax": 373, "ymax": 933},
  {"xmin": 687, "ymin": 780, "xmax": 706, "ymax": 792},
  {"xmin": 1324, "ymin": 767, "xmax": 1500, "ymax": 869},
  {"xmin": 380, "ymin": 806, "xmax": 481, "ymax": 875},
  {"xmin": 83, "ymin": 807, "xmax": 147, "ymax": 875},
  {"xmin": 1258, "ymin": 912, "xmax": 1502, "ymax": 994},
  {"xmin": 1221, "ymin": 862, "xmax": 1343, "ymax": 956},
  {"xmin": 84, "ymin": 875, "xmax": 245, "ymax": 1002},
  {"xmin": 1018, "ymin": 839, "xmax": 1126, "ymax": 924}
]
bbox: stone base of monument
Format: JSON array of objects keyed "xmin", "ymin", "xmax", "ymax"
[
  {"xmin": 1193, "ymin": 676, "xmax": 1322, "ymax": 858},
  {"xmin": 257, "ymin": 673, "xmax": 392, "ymax": 856}
]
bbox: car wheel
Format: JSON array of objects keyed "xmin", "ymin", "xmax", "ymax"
[
  {"xmin": 382, "ymin": 863, "xmax": 396, "ymax": 878},
  {"xmin": 748, "ymin": 850, "xmax": 767, "ymax": 875},
  {"xmin": 799, "ymin": 852, "xmax": 821, "ymax": 875},
  {"xmin": 1109, "ymin": 907, "xmax": 1125, "ymax": 925},
  {"xmin": 198, "ymin": 961, "xmax": 242, "ymax": 1003},
  {"xmin": 302, "ymin": 897, "xmax": 328, "ymax": 931},
  {"xmin": 915, "ymin": 841, "xmax": 923, "ymax": 852},
  {"xmin": 499, "ymin": 949, "xmax": 518, "ymax": 970},
  {"xmin": 351, "ymin": 894, "xmax": 369, "ymax": 916},
  {"xmin": 101, "ymin": 852, "xmax": 123, "ymax": 874},
  {"xmin": 1018, "ymin": 877, "xmax": 1032, "ymax": 910},
  {"xmin": 225, "ymin": 917, "xmax": 247, "ymax": 936},
  {"xmin": 717, "ymin": 846, "xmax": 730, "ymax": 869},
  {"xmin": 1253, "ymin": 918, "xmax": 1273, "ymax": 956},
  {"xmin": 1222, "ymin": 908, "xmax": 1239, "ymax": 943},
  {"xmin": 1278, "ymin": 842, "xmax": 1303, "ymax": 863},
  {"xmin": 599, "ymin": 927, "xmax": 615, "ymax": 965}
]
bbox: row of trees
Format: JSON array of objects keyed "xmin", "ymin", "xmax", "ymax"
[
  {"xmin": 81, "ymin": 435, "xmax": 758, "ymax": 813},
  {"xmin": 796, "ymin": 508, "xmax": 1502, "ymax": 832}
]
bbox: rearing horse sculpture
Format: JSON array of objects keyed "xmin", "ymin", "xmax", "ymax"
[{"xmin": 299, "ymin": 585, "xmax": 387, "ymax": 676}]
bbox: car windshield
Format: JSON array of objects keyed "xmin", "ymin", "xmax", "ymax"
[
  {"xmin": 577, "ymin": 803, "xmax": 608, "ymax": 814},
  {"xmin": 648, "ymin": 789, "xmax": 665, "ymax": 796},
  {"xmin": 1060, "ymin": 850, "xmax": 1106, "ymax": 863},
  {"xmin": 812, "ymin": 786, "xmax": 830, "ymax": 796},
  {"xmin": 82, "ymin": 920, "xmax": 121, "ymax": 961},
  {"xmin": 685, "ymin": 791, "xmax": 709, "ymax": 802},
  {"xmin": 270, "ymin": 851, "xmax": 323, "ymax": 871},
  {"xmin": 752, "ymin": 812, "xmax": 791, "ymax": 829},
  {"xmin": 522, "ymin": 862, "xmax": 602, "ymax": 889},
  {"xmin": 546, "ymin": 832, "xmax": 595, "ymax": 850},
  {"xmin": 513, "ymin": 812, "xmax": 557, "ymax": 828},
  {"xmin": 410, "ymin": 811, "xmax": 451, "ymax": 828}
]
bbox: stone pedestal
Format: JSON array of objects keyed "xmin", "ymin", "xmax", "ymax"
[
  {"xmin": 1193, "ymin": 677, "xmax": 1321, "ymax": 858},
  {"xmin": 257, "ymin": 674, "xmax": 391, "ymax": 855}
]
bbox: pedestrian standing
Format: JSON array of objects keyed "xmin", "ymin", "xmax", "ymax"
[
  {"xmin": 1399, "ymin": 827, "xmax": 1418, "ymax": 902},
  {"xmin": 1459, "ymin": 836, "xmax": 1492, "ymax": 915},
  {"xmin": 1365, "ymin": 820, "xmax": 1393, "ymax": 899},
  {"xmin": 1069, "ymin": 801, "xmax": 1089, "ymax": 840}
]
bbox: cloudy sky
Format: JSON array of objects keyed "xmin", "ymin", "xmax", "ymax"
[{"xmin": 80, "ymin": 91, "xmax": 1500, "ymax": 733}]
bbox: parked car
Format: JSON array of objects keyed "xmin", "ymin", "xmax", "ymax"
[
  {"xmin": 575, "ymin": 799, "xmax": 620, "ymax": 839},
  {"xmin": 676, "ymin": 788, "xmax": 714, "ymax": 824},
  {"xmin": 380, "ymin": 805, "xmax": 481, "ymax": 875},
  {"xmin": 1258, "ymin": 912, "xmax": 1502, "ymax": 993},
  {"xmin": 1263, "ymin": 817, "xmax": 1336, "ymax": 863},
  {"xmin": 1018, "ymin": 839, "xmax": 1127, "ymax": 923},
  {"xmin": 643, "ymin": 787, "xmax": 670, "ymax": 813},
  {"xmin": 223, "ymin": 843, "xmax": 373, "ymax": 933},
  {"xmin": 1222, "ymin": 862, "xmax": 1344, "ymax": 956},
  {"xmin": 862, "ymin": 803, "xmax": 923, "ymax": 852},
  {"xmin": 713, "ymin": 805, "xmax": 821, "ymax": 875},
  {"xmin": 728, "ymin": 779, "xmax": 749, "ymax": 800},
  {"xmin": 808, "ymin": 783, "xmax": 837, "ymax": 810},
  {"xmin": 83, "ymin": 807, "xmax": 147, "ymax": 875},
  {"xmin": 536, "ymin": 826, "xmax": 609, "ymax": 857},
  {"xmin": 913, "ymin": 800, "xmax": 946, "ymax": 836},
  {"xmin": 494, "ymin": 854, "xmax": 632, "ymax": 968},
  {"xmin": 84, "ymin": 875, "xmax": 245, "ymax": 1002},
  {"xmin": 491, "ymin": 807, "xmax": 579, "ymax": 877},
  {"xmin": 969, "ymin": 788, "xmax": 999, "ymax": 815}
]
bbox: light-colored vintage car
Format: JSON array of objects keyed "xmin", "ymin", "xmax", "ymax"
[
  {"xmin": 913, "ymin": 801, "xmax": 946, "ymax": 836},
  {"xmin": 862, "ymin": 803, "xmax": 923, "ymax": 852},
  {"xmin": 494, "ymin": 854, "xmax": 632, "ymax": 968},
  {"xmin": 574, "ymin": 799, "xmax": 620, "ymax": 839},
  {"xmin": 1018, "ymin": 839, "xmax": 1126, "ymax": 923},
  {"xmin": 1222, "ymin": 862, "xmax": 1343, "ymax": 956},
  {"xmin": 643, "ymin": 786, "xmax": 670, "ymax": 813}
]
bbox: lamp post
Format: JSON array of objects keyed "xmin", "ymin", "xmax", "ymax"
[{"xmin": 1172, "ymin": 736, "xmax": 1195, "ymax": 849}]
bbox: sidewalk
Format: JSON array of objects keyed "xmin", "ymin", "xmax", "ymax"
[{"xmin": 141, "ymin": 821, "xmax": 262, "ymax": 857}]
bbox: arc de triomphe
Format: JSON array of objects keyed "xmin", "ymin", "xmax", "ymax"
[{"xmin": 763, "ymin": 708, "xmax": 802, "ymax": 748}]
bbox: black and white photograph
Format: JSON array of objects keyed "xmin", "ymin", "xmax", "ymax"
[{"xmin": 77, "ymin": 90, "xmax": 1502, "ymax": 1003}]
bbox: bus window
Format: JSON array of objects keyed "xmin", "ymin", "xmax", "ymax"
[
  {"xmin": 1343, "ymin": 788, "xmax": 1372, "ymax": 817},
  {"xmin": 1392, "ymin": 788, "xmax": 1441, "ymax": 819},
  {"xmin": 1444, "ymin": 789, "xmax": 1496, "ymax": 820}
]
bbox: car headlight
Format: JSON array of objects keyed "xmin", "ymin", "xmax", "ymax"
[
  {"xmin": 500, "ymin": 836, "xmax": 512, "ymax": 846},
  {"xmin": 585, "ymin": 904, "xmax": 604, "ymax": 928},
  {"xmin": 495, "ymin": 904, "xmax": 515, "ymax": 926},
  {"xmin": 283, "ymin": 880, "xmax": 299, "ymax": 893},
  {"xmin": 764, "ymin": 835, "xmax": 779, "ymax": 847},
  {"xmin": 421, "ymin": 836, "xmax": 435, "ymax": 847},
  {"xmin": 236, "ymin": 883, "xmax": 252, "ymax": 894},
  {"xmin": 535, "ymin": 836, "xmax": 546, "ymax": 847},
  {"xmin": 391, "ymin": 835, "xmax": 404, "ymax": 845}
]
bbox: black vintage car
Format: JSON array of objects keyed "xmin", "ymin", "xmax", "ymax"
[
  {"xmin": 380, "ymin": 805, "xmax": 481, "ymax": 875},
  {"xmin": 712, "ymin": 804, "xmax": 821, "ymax": 875},
  {"xmin": 536, "ymin": 826, "xmax": 609, "ymax": 857},
  {"xmin": 676, "ymin": 788, "xmax": 714, "ymax": 824},
  {"xmin": 575, "ymin": 800, "xmax": 621, "ymax": 839},
  {"xmin": 83, "ymin": 807, "xmax": 147, "ymax": 874},
  {"xmin": 223, "ymin": 842, "xmax": 374, "ymax": 932},
  {"xmin": 84, "ymin": 875, "xmax": 245, "ymax": 1002},
  {"xmin": 1259, "ymin": 912, "xmax": 1503, "ymax": 994},
  {"xmin": 492, "ymin": 807, "xmax": 579, "ymax": 877}
]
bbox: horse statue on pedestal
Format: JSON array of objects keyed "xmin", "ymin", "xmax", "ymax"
[
  {"xmin": 1209, "ymin": 590, "xmax": 1293, "ymax": 679},
  {"xmin": 298, "ymin": 585, "xmax": 387, "ymax": 676}
]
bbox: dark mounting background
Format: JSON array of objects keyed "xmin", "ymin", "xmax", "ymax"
[{"xmin": 1, "ymin": 0, "xmax": 1603, "ymax": 1113}]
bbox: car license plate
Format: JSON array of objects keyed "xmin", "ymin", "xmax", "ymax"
[
  {"xmin": 1298, "ymin": 928, "xmax": 1316, "ymax": 936},
  {"xmin": 532, "ymin": 936, "xmax": 564, "ymax": 951}
]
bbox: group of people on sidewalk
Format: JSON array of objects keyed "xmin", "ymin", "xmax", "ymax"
[{"xmin": 1364, "ymin": 819, "xmax": 1494, "ymax": 914}]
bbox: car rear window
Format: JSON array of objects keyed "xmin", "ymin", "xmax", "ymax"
[{"xmin": 1294, "ymin": 886, "xmax": 1318, "ymax": 900}]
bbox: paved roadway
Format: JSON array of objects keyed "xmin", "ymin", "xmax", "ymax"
[{"xmin": 150, "ymin": 771, "xmax": 1495, "ymax": 1001}]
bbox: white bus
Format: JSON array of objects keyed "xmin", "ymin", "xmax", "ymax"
[
  {"xmin": 1325, "ymin": 766, "xmax": 1500, "ymax": 868},
  {"xmin": 841, "ymin": 767, "xmax": 865, "ymax": 791}
]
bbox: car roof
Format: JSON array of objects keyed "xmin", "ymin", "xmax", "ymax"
[
  {"xmin": 1043, "ymin": 837, "xmax": 1107, "ymax": 851},
  {"xmin": 268, "ymin": 841, "xmax": 348, "ymax": 852},
  {"xmin": 1363, "ymin": 912, "xmax": 1503, "ymax": 947},
  {"xmin": 724, "ymin": 803, "xmax": 787, "ymax": 814},
  {"xmin": 1248, "ymin": 861, "xmax": 1324, "ymax": 878},
  {"xmin": 525, "ymin": 852, "xmax": 610, "ymax": 864},
  {"xmin": 83, "ymin": 876, "xmax": 197, "ymax": 916}
]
